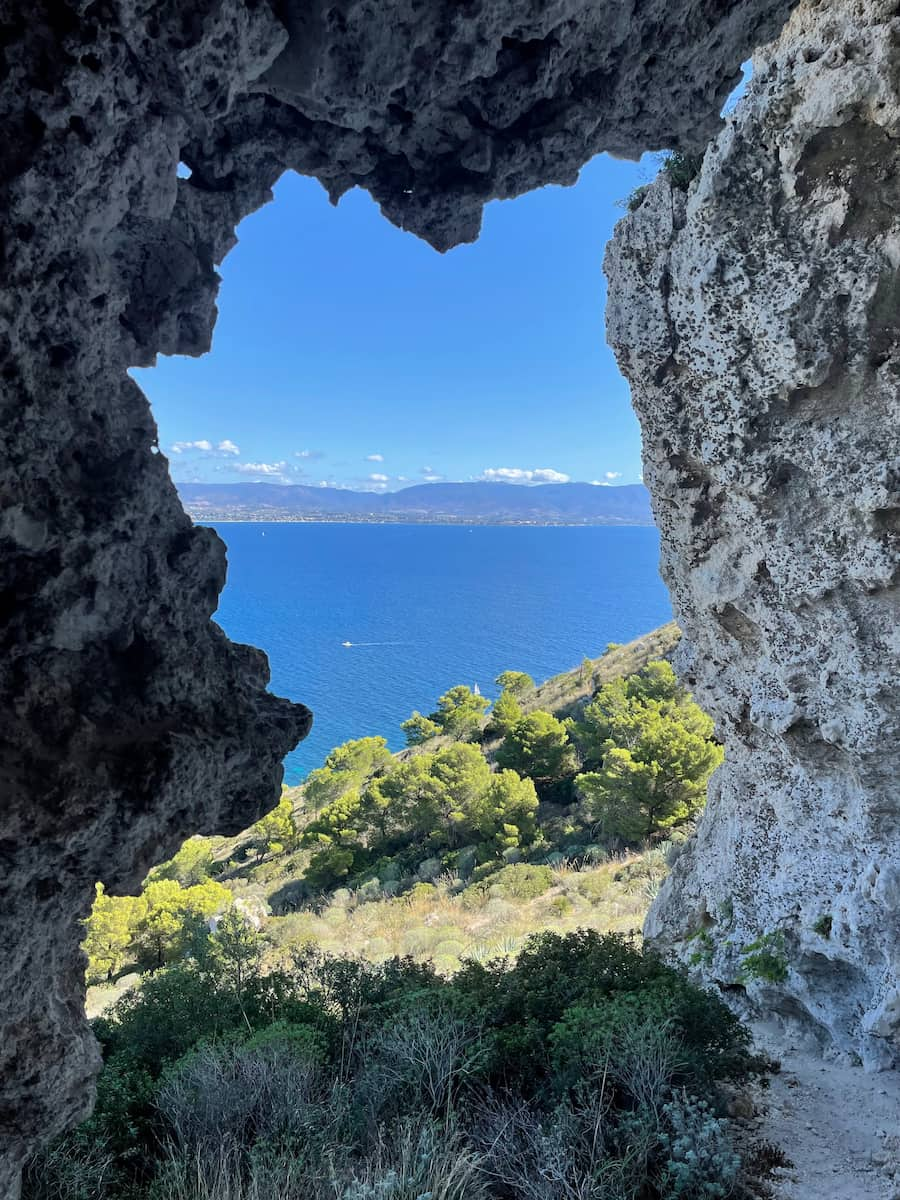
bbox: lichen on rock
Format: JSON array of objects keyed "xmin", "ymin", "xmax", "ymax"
[{"xmin": 606, "ymin": 0, "xmax": 900, "ymax": 1068}]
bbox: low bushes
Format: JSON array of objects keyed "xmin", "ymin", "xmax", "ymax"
[{"xmin": 28, "ymin": 931, "xmax": 769, "ymax": 1200}]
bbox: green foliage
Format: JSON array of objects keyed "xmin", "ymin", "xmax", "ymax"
[
  {"xmin": 433, "ymin": 685, "xmax": 490, "ymax": 741},
  {"xmin": 661, "ymin": 1094, "xmax": 740, "ymax": 1198},
  {"xmin": 486, "ymin": 863, "xmax": 554, "ymax": 901},
  {"xmin": 298, "ymin": 743, "xmax": 540, "ymax": 892},
  {"xmin": 68, "ymin": 645, "xmax": 736, "ymax": 1200},
  {"xmin": 400, "ymin": 710, "xmax": 441, "ymax": 746},
  {"xmin": 662, "ymin": 150, "xmax": 704, "ymax": 191},
  {"xmin": 812, "ymin": 914, "xmax": 833, "ymax": 939},
  {"xmin": 496, "ymin": 710, "xmax": 577, "ymax": 786},
  {"xmin": 305, "ymin": 844, "xmax": 357, "ymax": 891},
  {"xmin": 38, "ymin": 932, "xmax": 763, "ymax": 1200},
  {"xmin": 250, "ymin": 794, "xmax": 300, "ymax": 862},
  {"xmin": 486, "ymin": 689, "xmax": 522, "ymax": 736},
  {"xmin": 466, "ymin": 769, "xmax": 538, "ymax": 850},
  {"xmin": 687, "ymin": 928, "xmax": 715, "ymax": 968},
  {"xmin": 740, "ymin": 932, "xmax": 788, "ymax": 984},
  {"xmin": 572, "ymin": 661, "xmax": 722, "ymax": 841},
  {"xmin": 146, "ymin": 836, "xmax": 214, "ymax": 887},
  {"xmin": 303, "ymin": 737, "xmax": 392, "ymax": 815},
  {"xmin": 304, "ymin": 788, "xmax": 364, "ymax": 847},
  {"xmin": 242, "ymin": 1019, "xmax": 330, "ymax": 1064},
  {"xmin": 619, "ymin": 183, "xmax": 650, "ymax": 212},
  {"xmin": 84, "ymin": 877, "xmax": 233, "ymax": 980},
  {"xmin": 132, "ymin": 879, "xmax": 233, "ymax": 971},
  {"xmin": 83, "ymin": 884, "xmax": 141, "ymax": 984},
  {"xmin": 494, "ymin": 670, "xmax": 534, "ymax": 697},
  {"xmin": 325, "ymin": 736, "xmax": 393, "ymax": 779}
]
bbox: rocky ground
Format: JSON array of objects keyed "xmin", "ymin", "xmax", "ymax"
[{"xmin": 747, "ymin": 1024, "xmax": 900, "ymax": 1199}]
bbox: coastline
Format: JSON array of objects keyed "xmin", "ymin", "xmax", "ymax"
[{"xmin": 186, "ymin": 514, "xmax": 656, "ymax": 528}]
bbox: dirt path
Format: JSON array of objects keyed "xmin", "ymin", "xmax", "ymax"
[{"xmin": 749, "ymin": 1026, "xmax": 900, "ymax": 1200}]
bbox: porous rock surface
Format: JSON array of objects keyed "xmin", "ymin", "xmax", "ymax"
[
  {"xmin": 1, "ymin": 1, "xmax": 799, "ymax": 1190},
  {"xmin": 606, "ymin": 0, "xmax": 900, "ymax": 1069}
]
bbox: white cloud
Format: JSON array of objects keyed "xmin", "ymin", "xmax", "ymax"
[
  {"xmin": 420, "ymin": 466, "xmax": 434, "ymax": 474},
  {"xmin": 170, "ymin": 438, "xmax": 243, "ymax": 457},
  {"xmin": 234, "ymin": 461, "xmax": 288, "ymax": 476},
  {"xmin": 421, "ymin": 474, "xmax": 444, "ymax": 483},
  {"xmin": 480, "ymin": 467, "xmax": 570, "ymax": 484},
  {"xmin": 295, "ymin": 449, "xmax": 324, "ymax": 460},
  {"xmin": 366, "ymin": 453, "xmax": 384, "ymax": 462},
  {"xmin": 605, "ymin": 471, "xmax": 622, "ymax": 480},
  {"xmin": 368, "ymin": 472, "xmax": 389, "ymax": 482}
]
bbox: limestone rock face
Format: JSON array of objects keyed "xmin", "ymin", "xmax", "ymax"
[
  {"xmin": 606, "ymin": 0, "xmax": 900, "ymax": 1069},
  {"xmin": 0, "ymin": 6, "xmax": 311, "ymax": 1194},
  {"xmin": 0, "ymin": 0, "xmax": 797, "ymax": 1189}
]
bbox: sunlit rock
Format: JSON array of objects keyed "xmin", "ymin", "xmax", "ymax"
[{"xmin": 606, "ymin": 0, "xmax": 900, "ymax": 1069}]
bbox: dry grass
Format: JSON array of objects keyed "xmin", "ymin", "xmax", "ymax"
[
  {"xmin": 263, "ymin": 850, "xmax": 665, "ymax": 976},
  {"xmin": 523, "ymin": 622, "xmax": 681, "ymax": 722}
]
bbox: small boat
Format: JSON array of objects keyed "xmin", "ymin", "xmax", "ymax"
[
  {"xmin": 342, "ymin": 640, "xmax": 353, "ymax": 647},
  {"xmin": 473, "ymin": 682, "xmax": 481, "ymax": 695}
]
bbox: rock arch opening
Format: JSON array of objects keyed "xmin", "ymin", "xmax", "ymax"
[{"xmin": 7, "ymin": 0, "xmax": 897, "ymax": 1192}]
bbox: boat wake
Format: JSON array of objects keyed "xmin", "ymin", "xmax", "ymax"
[{"xmin": 342, "ymin": 640, "xmax": 408, "ymax": 647}]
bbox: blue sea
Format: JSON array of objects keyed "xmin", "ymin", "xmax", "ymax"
[{"xmin": 210, "ymin": 524, "xmax": 672, "ymax": 784}]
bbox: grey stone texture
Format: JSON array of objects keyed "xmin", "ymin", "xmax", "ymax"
[
  {"xmin": 10, "ymin": 0, "xmax": 880, "ymax": 1190},
  {"xmin": 606, "ymin": 0, "xmax": 900, "ymax": 1070}
]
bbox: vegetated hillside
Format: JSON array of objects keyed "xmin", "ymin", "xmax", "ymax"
[
  {"xmin": 35, "ymin": 624, "xmax": 788, "ymax": 1200},
  {"xmin": 38, "ymin": 623, "xmax": 789, "ymax": 1200},
  {"xmin": 84, "ymin": 621, "xmax": 690, "ymax": 1005},
  {"xmin": 176, "ymin": 479, "xmax": 654, "ymax": 524}
]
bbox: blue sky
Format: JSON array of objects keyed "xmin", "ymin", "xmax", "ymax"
[{"xmin": 136, "ymin": 151, "xmax": 661, "ymax": 492}]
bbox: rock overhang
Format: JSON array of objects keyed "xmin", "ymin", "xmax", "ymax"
[{"xmin": 2, "ymin": 0, "xmax": 811, "ymax": 1193}]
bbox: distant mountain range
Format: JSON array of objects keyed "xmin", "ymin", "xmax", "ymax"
[{"xmin": 176, "ymin": 481, "xmax": 653, "ymax": 525}]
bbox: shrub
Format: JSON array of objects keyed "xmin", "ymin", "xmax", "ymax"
[
  {"xmin": 488, "ymin": 863, "xmax": 555, "ymax": 901},
  {"xmin": 451, "ymin": 931, "xmax": 761, "ymax": 1092},
  {"xmin": 417, "ymin": 857, "xmax": 443, "ymax": 882},
  {"xmin": 340, "ymin": 1122, "xmax": 488, "ymax": 1200},
  {"xmin": 614, "ymin": 849, "xmax": 669, "ymax": 894},
  {"xmin": 740, "ymin": 932, "xmax": 788, "ymax": 984},
  {"xmin": 548, "ymin": 976, "xmax": 758, "ymax": 1094},
  {"xmin": 812, "ymin": 914, "xmax": 833, "ymax": 939},
  {"xmin": 662, "ymin": 150, "xmax": 704, "ymax": 191},
  {"xmin": 400, "ymin": 710, "xmax": 441, "ymax": 747},
  {"xmin": 573, "ymin": 870, "xmax": 609, "ymax": 904},
  {"xmin": 399, "ymin": 926, "xmax": 438, "ymax": 956},
  {"xmin": 406, "ymin": 880, "xmax": 437, "ymax": 903},
  {"xmin": 660, "ymin": 1092, "xmax": 740, "ymax": 1197},
  {"xmin": 39, "ymin": 932, "xmax": 764, "ymax": 1200},
  {"xmin": 157, "ymin": 1041, "xmax": 323, "ymax": 1156}
]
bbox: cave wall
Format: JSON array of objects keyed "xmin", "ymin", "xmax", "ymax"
[
  {"xmin": 0, "ymin": 0, "xmax": 837, "ymax": 1191},
  {"xmin": 606, "ymin": 0, "xmax": 900, "ymax": 1068}
]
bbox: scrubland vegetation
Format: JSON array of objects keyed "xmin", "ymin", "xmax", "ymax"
[
  {"xmin": 30, "ymin": 930, "xmax": 773, "ymax": 1200},
  {"xmin": 27, "ymin": 625, "xmax": 781, "ymax": 1199}
]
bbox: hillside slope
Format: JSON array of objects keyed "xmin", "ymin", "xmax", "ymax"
[{"xmin": 85, "ymin": 622, "xmax": 686, "ymax": 1012}]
